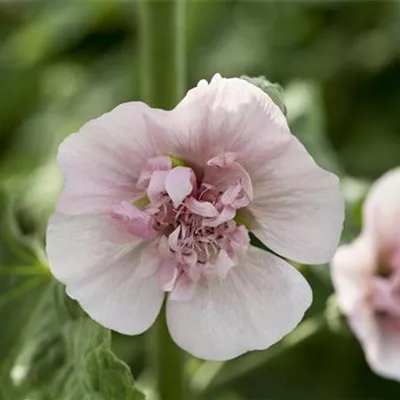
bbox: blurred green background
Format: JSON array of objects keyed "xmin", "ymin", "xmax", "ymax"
[{"xmin": 0, "ymin": 1, "xmax": 400, "ymax": 399}]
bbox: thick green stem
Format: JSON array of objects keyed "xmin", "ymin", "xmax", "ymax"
[
  {"xmin": 140, "ymin": 0, "xmax": 185, "ymax": 109},
  {"xmin": 150, "ymin": 305, "xmax": 185, "ymax": 400},
  {"xmin": 139, "ymin": 1, "xmax": 186, "ymax": 400}
]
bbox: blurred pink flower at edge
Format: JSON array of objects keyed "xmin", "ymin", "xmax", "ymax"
[
  {"xmin": 332, "ymin": 168, "xmax": 400, "ymax": 381},
  {"xmin": 46, "ymin": 74, "xmax": 344, "ymax": 361}
]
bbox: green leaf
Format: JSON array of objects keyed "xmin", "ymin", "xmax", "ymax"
[
  {"xmin": 0, "ymin": 182, "xmax": 143, "ymax": 400},
  {"xmin": 241, "ymin": 75, "xmax": 287, "ymax": 116},
  {"xmin": 86, "ymin": 345, "xmax": 143, "ymax": 400},
  {"xmin": 0, "ymin": 188, "xmax": 51, "ymax": 400},
  {"xmin": 61, "ymin": 317, "xmax": 145, "ymax": 400},
  {"xmin": 2, "ymin": 281, "xmax": 145, "ymax": 400}
]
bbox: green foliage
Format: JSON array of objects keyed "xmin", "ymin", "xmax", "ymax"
[
  {"xmin": 0, "ymin": 280, "xmax": 145, "ymax": 400},
  {"xmin": 0, "ymin": 188, "xmax": 51, "ymax": 398},
  {"xmin": 61, "ymin": 316, "xmax": 145, "ymax": 400}
]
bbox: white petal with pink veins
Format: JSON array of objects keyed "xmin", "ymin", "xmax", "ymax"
[
  {"xmin": 249, "ymin": 136, "xmax": 344, "ymax": 265},
  {"xmin": 57, "ymin": 102, "xmax": 170, "ymax": 215},
  {"xmin": 46, "ymin": 213, "xmax": 164, "ymax": 335},
  {"xmin": 169, "ymin": 275, "xmax": 198, "ymax": 302},
  {"xmin": 166, "ymin": 246, "xmax": 312, "ymax": 360},
  {"xmin": 169, "ymin": 76, "xmax": 292, "ymax": 172}
]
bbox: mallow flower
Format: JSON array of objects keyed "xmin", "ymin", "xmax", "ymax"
[
  {"xmin": 46, "ymin": 74, "xmax": 344, "ymax": 360},
  {"xmin": 332, "ymin": 168, "xmax": 400, "ymax": 380}
]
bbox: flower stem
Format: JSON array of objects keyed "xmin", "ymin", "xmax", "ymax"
[
  {"xmin": 139, "ymin": 0, "xmax": 185, "ymax": 109},
  {"xmin": 150, "ymin": 304, "xmax": 185, "ymax": 400},
  {"xmin": 139, "ymin": 1, "xmax": 186, "ymax": 400}
]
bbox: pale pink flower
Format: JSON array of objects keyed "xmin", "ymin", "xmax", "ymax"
[
  {"xmin": 46, "ymin": 74, "xmax": 343, "ymax": 360},
  {"xmin": 332, "ymin": 168, "xmax": 400, "ymax": 380}
]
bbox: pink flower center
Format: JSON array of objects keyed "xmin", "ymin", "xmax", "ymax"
[
  {"xmin": 371, "ymin": 251, "xmax": 400, "ymax": 335},
  {"xmin": 111, "ymin": 154, "xmax": 252, "ymax": 300}
]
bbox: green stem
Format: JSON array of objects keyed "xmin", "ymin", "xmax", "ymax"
[
  {"xmin": 139, "ymin": 1, "xmax": 186, "ymax": 400},
  {"xmin": 139, "ymin": 0, "xmax": 185, "ymax": 108},
  {"xmin": 150, "ymin": 304, "xmax": 185, "ymax": 400}
]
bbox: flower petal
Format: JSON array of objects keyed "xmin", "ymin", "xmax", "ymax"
[
  {"xmin": 137, "ymin": 156, "xmax": 172, "ymax": 189},
  {"xmin": 185, "ymin": 197, "xmax": 219, "ymax": 217},
  {"xmin": 147, "ymin": 170, "xmax": 169, "ymax": 207},
  {"xmin": 56, "ymin": 102, "xmax": 169, "ymax": 215},
  {"xmin": 169, "ymin": 274, "xmax": 198, "ymax": 302},
  {"xmin": 205, "ymin": 158, "xmax": 253, "ymax": 204},
  {"xmin": 168, "ymin": 226, "xmax": 181, "ymax": 252},
  {"xmin": 165, "ymin": 166, "xmax": 195, "ymax": 207},
  {"xmin": 221, "ymin": 183, "xmax": 242, "ymax": 206},
  {"xmin": 166, "ymin": 246, "xmax": 312, "ymax": 360},
  {"xmin": 367, "ymin": 327, "xmax": 400, "ymax": 381},
  {"xmin": 347, "ymin": 299, "xmax": 400, "ymax": 382},
  {"xmin": 112, "ymin": 201, "xmax": 157, "ymax": 240},
  {"xmin": 331, "ymin": 225, "xmax": 400, "ymax": 381},
  {"xmin": 248, "ymin": 137, "xmax": 344, "ymax": 264},
  {"xmin": 159, "ymin": 258, "xmax": 179, "ymax": 292},
  {"xmin": 212, "ymin": 249, "xmax": 235, "ymax": 279},
  {"xmin": 46, "ymin": 212, "xmax": 164, "ymax": 334},
  {"xmin": 363, "ymin": 167, "xmax": 400, "ymax": 251},
  {"xmin": 331, "ymin": 235, "xmax": 377, "ymax": 315},
  {"xmin": 168, "ymin": 76, "xmax": 291, "ymax": 173},
  {"xmin": 202, "ymin": 206, "xmax": 236, "ymax": 228},
  {"xmin": 371, "ymin": 277, "xmax": 400, "ymax": 317}
]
